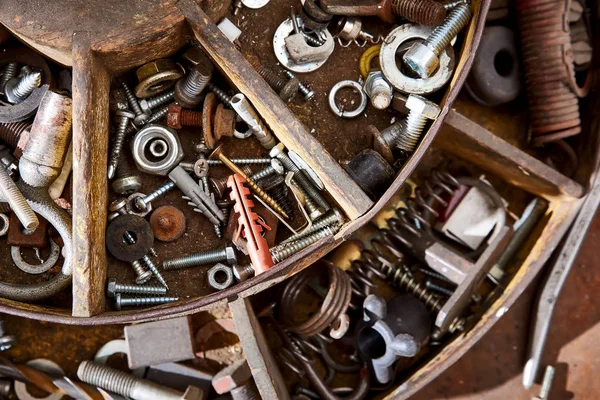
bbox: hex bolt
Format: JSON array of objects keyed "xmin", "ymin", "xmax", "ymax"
[
  {"xmin": 281, "ymin": 208, "xmax": 345, "ymax": 244},
  {"xmin": 134, "ymin": 180, "xmax": 176, "ymax": 212},
  {"xmin": 163, "ymin": 245, "xmax": 237, "ymax": 271},
  {"xmin": 207, "ymin": 83, "xmax": 233, "ymax": 107},
  {"xmin": 269, "ymin": 144, "xmax": 330, "ymax": 212},
  {"xmin": 207, "ymin": 158, "xmax": 271, "ymax": 166},
  {"xmin": 114, "ymin": 293, "xmax": 179, "ymax": 310},
  {"xmin": 284, "ymin": 71, "xmax": 314, "ymax": 101},
  {"xmin": 175, "ymin": 61, "xmax": 214, "ymax": 108},
  {"xmin": 403, "ymin": 4, "xmax": 472, "ymax": 78},
  {"xmin": 4, "ymin": 70, "xmax": 42, "ymax": 104},
  {"xmin": 250, "ymin": 60, "xmax": 300, "ymax": 103},
  {"xmin": 212, "ymin": 359, "xmax": 260, "ymax": 400},
  {"xmin": 0, "ymin": 166, "xmax": 38, "ymax": 231},
  {"xmin": 112, "ymin": 153, "xmax": 142, "ymax": 195},
  {"xmin": 139, "ymin": 89, "xmax": 175, "ymax": 115},
  {"xmin": 391, "ymin": 0, "xmax": 447, "ymax": 26},
  {"xmin": 78, "ymin": 361, "xmax": 189, "ymax": 400},
  {"xmin": 107, "ymin": 277, "xmax": 167, "ymax": 298},
  {"xmin": 167, "ymin": 103, "xmax": 203, "ymax": 129},
  {"xmin": 0, "ymin": 62, "xmax": 18, "ymax": 92},
  {"xmin": 107, "ymin": 109, "xmax": 135, "ymax": 180},
  {"xmin": 397, "ymin": 95, "xmax": 440, "ymax": 153},
  {"xmin": 364, "ymin": 70, "xmax": 393, "ymax": 110},
  {"xmin": 120, "ymin": 81, "xmax": 149, "ymax": 125},
  {"xmin": 270, "ymin": 225, "xmax": 337, "ymax": 263},
  {"xmin": 250, "ymin": 159, "xmax": 285, "ymax": 181},
  {"xmin": 233, "ymin": 264, "xmax": 255, "ymax": 282},
  {"xmin": 130, "ymin": 259, "xmax": 153, "ymax": 285},
  {"xmin": 425, "ymin": 280, "xmax": 454, "ymax": 297}
]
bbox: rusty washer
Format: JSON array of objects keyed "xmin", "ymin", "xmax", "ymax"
[
  {"xmin": 149, "ymin": 205, "xmax": 186, "ymax": 242},
  {"xmin": 106, "ymin": 214, "xmax": 154, "ymax": 262}
]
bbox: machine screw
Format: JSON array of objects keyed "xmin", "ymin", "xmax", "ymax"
[
  {"xmin": 251, "ymin": 60, "xmax": 300, "ymax": 103},
  {"xmin": 114, "ymin": 293, "xmax": 179, "ymax": 310},
  {"xmin": 139, "ymin": 89, "xmax": 175, "ymax": 115},
  {"xmin": 107, "ymin": 277, "xmax": 167, "ymax": 298},
  {"xmin": 130, "ymin": 259, "xmax": 153, "ymax": 285},
  {"xmin": 207, "ymin": 158, "xmax": 271, "ymax": 166},
  {"xmin": 4, "ymin": 70, "xmax": 41, "ymax": 104},
  {"xmin": 163, "ymin": 245, "xmax": 237, "ymax": 270},
  {"xmin": 250, "ymin": 159, "xmax": 285, "ymax": 181},
  {"xmin": 134, "ymin": 180, "xmax": 176, "ymax": 212},
  {"xmin": 207, "ymin": 83, "xmax": 234, "ymax": 107},
  {"xmin": 175, "ymin": 62, "xmax": 214, "ymax": 109},
  {"xmin": 77, "ymin": 361, "xmax": 192, "ymax": 400},
  {"xmin": 269, "ymin": 144, "xmax": 330, "ymax": 212},
  {"xmin": 403, "ymin": 4, "xmax": 472, "ymax": 78},
  {"xmin": 425, "ymin": 280, "xmax": 454, "ymax": 297},
  {"xmin": 397, "ymin": 95, "xmax": 440, "ymax": 152},
  {"xmin": 281, "ymin": 208, "xmax": 344, "ymax": 244},
  {"xmin": 364, "ymin": 70, "xmax": 393, "ymax": 110},
  {"xmin": 390, "ymin": 0, "xmax": 447, "ymax": 26},
  {"xmin": 233, "ymin": 264, "xmax": 255, "ymax": 282},
  {"xmin": 107, "ymin": 109, "xmax": 135, "ymax": 179},
  {"xmin": 167, "ymin": 103, "xmax": 203, "ymax": 129},
  {"xmin": 284, "ymin": 71, "xmax": 315, "ymax": 101},
  {"xmin": 112, "ymin": 153, "xmax": 142, "ymax": 195},
  {"xmin": 270, "ymin": 225, "xmax": 336, "ymax": 263},
  {"xmin": 0, "ymin": 166, "xmax": 38, "ymax": 231},
  {"xmin": 120, "ymin": 81, "xmax": 149, "ymax": 125},
  {"xmin": 0, "ymin": 62, "xmax": 18, "ymax": 92},
  {"xmin": 212, "ymin": 146, "xmax": 289, "ymax": 218}
]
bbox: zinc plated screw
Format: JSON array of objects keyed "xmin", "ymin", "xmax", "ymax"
[
  {"xmin": 250, "ymin": 159, "xmax": 285, "ymax": 181},
  {"xmin": 4, "ymin": 70, "xmax": 42, "ymax": 104},
  {"xmin": 120, "ymin": 81, "xmax": 149, "ymax": 125},
  {"xmin": 207, "ymin": 158, "xmax": 271, "ymax": 166},
  {"xmin": 270, "ymin": 225, "xmax": 337, "ymax": 263},
  {"xmin": 139, "ymin": 89, "xmax": 175, "ymax": 115},
  {"xmin": 0, "ymin": 62, "xmax": 18, "ymax": 92},
  {"xmin": 281, "ymin": 208, "xmax": 344, "ymax": 244},
  {"xmin": 114, "ymin": 293, "xmax": 179, "ymax": 310},
  {"xmin": 77, "ymin": 361, "xmax": 189, "ymax": 400},
  {"xmin": 397, "ymin": 95, "xmax": 440, "ymax": 153},
  {"xmin": 107, "ymin": 277, "xmax": 167, "ymax": 298},
  {"xmin": 175, "ymin": 62, "xmax": 214, "ymax": 108},
  {"xmin": 284, "ymin": 71, "xmax": 314, "ymax": 101},
  {"xmin": 107, "ymin": 109, "xmax": 135, "ymax": 180},
  {"xmin": 269, "ymin": 143, "xmax": 330, "ymax": 212},
  {"xmin": 250, "ymin": 60, "xmax": 299, "ymax": 103},
  {"xmin": 403, "ymin": 3, "xmax": 472, "ymax": 78},
  {"xmin": 163, "ymin": 245, "xmax": 237, "ymax": 271},
  {"xmin": 142, "ymin": 255, "xmax": 169, "ymax": 289},
  {"xmin": 134, "ymin": 180, "xmax": 176, "ymax": 212},
  {"xmin": 0, "ymin": 166, "xmax": 38, "ymax": 230},
  {"xmin": 130, "ymin": 259, "xmax": 153, "ymax": 285},
  {"xmin": 207, "ymin": 82, "xmax": 233, "ymax": 107}
]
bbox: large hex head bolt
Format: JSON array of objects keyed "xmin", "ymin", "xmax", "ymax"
[
  {"xmin": 403, "ymin": 4, "xmax": 472, "ymax": 78},
  {"xmin": 212, "ymin": 360, "xmax": 260, "ymax": 400},
  {"xmin": 397, "ymin": 94, "xmax": 440, "ymax": 153},
  {"xmin": 175, "ymin": 57, "xmax": 214, "ymax": 109}
]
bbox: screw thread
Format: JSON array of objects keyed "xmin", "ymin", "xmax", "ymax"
[
  {"xmin": 397, "ymin": 110, "xmax": 427, "ymax": 152},
  {"xmin": 302, "ymin": 31, "xmax": 326, "ymax": 46},
  {"xmin": 78, "ymin": 361, "xmax": 137, "ymax": 397},
  {"xmin": 0, "ymin": 203, "xmax": 11, "ymax": 213},
  {"xmin": 281, "ymin": 209, "xmax": 342, "ymax": 244},
  {"xmin": 419, "ymin": 267, "xmax": 456, "ymax": 284},
  {"xmin": 114, "ymin": 282, "xmax": 167, "ymax": 296},
  {"xmin": 251, "ymin": 61, "xmax": 287, "ymax": 91},
  {"xmin": 130, "ymin": 260, "xmax": 151, "ymax": 283},
  {"xmin": 142, "ymin": 255, "xmax": 168, "ymax": 288},
  {"xmin": 391, "ymin": 0, "xmax": 447, "ymax": 26},
  {"xmin": 387, "ymin": 267, "xmax": 443, "ymax": 312},
  {"xmin": 119, "ymin": 295, "xmax": 179, "ymax": 307},
  {"xmin": 120, "ymin": 82, "xmax": 144, "ymax": 117},
  {"xmin": 271, "ymin": 225, "xmax": 335, "ymax": 263},
  {"xmin": 207, "ymin": 83, "xmax": 233, "ymax": 106},
  {"xmin": 0, "ymin": 166, "xmax": 38, "ymax": 230},
  {"xmin": 0, "ymin": 121, "xmax": 30, "ymax": 148},
  {"xmin": 297, "ymin": 183, "xmax": 322, "ymax": 217},
  {"xmin": 0, "ymin": 62, "xmax": 18, "ymax": 91},
  {"xmin": 180, "ymin": 109, "xmax": 203, "ymax": 127},
  {"xmin": 181, "ymin": 67, "xmax": 211, "ymax": 98},
  {"xmin": 285, "ymin": 71, "xmax": 314, "ymax": 100},
  {"xmin": 147, "ymin": 89, "xmax": 175, "ymax": 109},
  {"xmin": 293, "ymin": 169, "xmax": 330, "ymax": 212},
  {"xmin": 115, "ymin": 152, "xmax": 133, "ymax": 179},
  {"xmin": 208, "ymin": 158, "xmax": 271, "ymax": 166},
  {"xmin": 11, "ymin": 71, "xmax": 41, "ymax": 100},
  {"xmin": 145, "ymin": 181, "xmax": 176, "ymax": 204},
  {"xmin": 163, "ymin": 248, "xmax": 228, "ymax": 270},
  {"xmin": 108, "ymin": 114, "xmax": 131, "ymax": 178},
  {"xmin": 250, "ymin": 165, "xmax": 277, "ymax": 181},
  {"xmin": 425, "ymin": 280, "xmax": 454, "ymax": 297},
  {"xmin": 425, "ymin": 4, "xmax": 472, "ymax": 55},
  {"xmin": 268, "ymin": 184, "xmax": 295, "ymax": 219}
]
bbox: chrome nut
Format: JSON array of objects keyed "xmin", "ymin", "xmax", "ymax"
[
  {"xmin": 406, "ymin": 94, "xmax": 440, "ymax": 119},
  {"xmin": 131, "ymin": 125, "xmax": 184, "ymax": 176},
  {"xmin": 402, "ymin": 42, "xmax": 439, "ymax": 79},
  {"xmin": 135, "ymin": 59, "xmax": 183, "ymax": 98},
  {"xmin": 208, "ymin": 263, "xmax": 234, "ymax": 290}
]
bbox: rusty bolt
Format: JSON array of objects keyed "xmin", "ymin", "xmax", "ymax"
[
  {"xmin": 150, "ymin": 205, "xmax": 186, "ymax": 242},
  {"xmin": 391, "ymin": 0, "xmax": 447, "ymax": 26},
  {"xmin": 213, "ymin": 104, "xmax": 235, "ymax": 140},
  {"xmin": 212, "ymin": 359, "xmax": 253, "ymax": 394},
  {"xmin": 167, "ymin": 103, "xmax": 203, "ymax": 129}
]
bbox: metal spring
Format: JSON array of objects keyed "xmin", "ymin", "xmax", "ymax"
[
  {"xmin": 336, "ymin": 35, "xmax": 384, "ymax": 48},
  {"xmin": 516, "ymin": 0, "xmax": 590, "ymax": 154}
]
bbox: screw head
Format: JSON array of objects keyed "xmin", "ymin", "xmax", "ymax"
[
  {"xmin": 135, "ymin": 270, "xmax": 153, "ymax": 285},
  {"xmin": 269, "ymin": 143, "xmax": 286, "ymax": 158},
  {"xmin": 150, "ymin": 205, "xmax": 187, "ymax": 242},
  {"xmin": 271, "ymin": 159, "xmax": 285, "ymax": 175},
  {"xmin": 111, "ymin": 176, "xmax": 143, "ymax": 195},
  {"xmin": 114, "ymin": 293, "xmax": 123, "ymax": 310},
  {"xmin": 107, "ymin": 277, "xmax": 117, "ymax": 298},
  {"xmin": 406, "ymin": 94, "xmax": 440, "ymax": 119},
  {"xmin": 225, "ymin": 246, "xmax": 237, "ymax": 265},
  {"xmin": 139, "ymin": 99, "xmax": 151, "ymax": 114},
  {"xmin": 134, "ymin": 112, "xmax": 151, "ymax": 126},
  {"xmin": 403, "ymin": 42, "xmax": 440, "ymax": 79},
  {"xmin": 116, "ymin": 109, "xmax": 136, "ymax": 120},
  {"xmin": 108, "ymin": 198, "xmax": 128, "ymax": 212}
]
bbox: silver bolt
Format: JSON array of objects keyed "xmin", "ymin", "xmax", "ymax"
[
  {"xmin": 0, "ymin": 62, "xmax": 18, "ymax": 93},
  {"xmin": 364, "ymin": 70, "xmax": 393, "ymax": 110},
  {"xmin": 207, "ymin": 83, "xmax": 233, "ymax": 107},
  {"xmin": 250, "ymin": 159, "xmax": 285, "ymax": 181},
  {"xmin": 281, "ymin": 208, "xmax": 344, "ymax": 244},
  {"xmin": 396, "ymin": 94, "xmax": 440, "ymax": 153},
  {"xmin": 114, "ymin": 293, "xmax": 179, "ymax": 310},
  {"xmin": 77, "ymin": 361, "xmax": 187, "ymax": 399},
  {"xmin": 233, "ymin": 264, "xmax": 255, "ymax": 282},
  {"xmin": 0, "ymin": 166, "xmax": 38, "ymax": 231},
  {"xmin": 175, "ymin": 62, "xmax": 214, "ymax": 108},
  {"xmin": 107, "ymin": 277, "xmax": 167, "ymax": 298},
  {"xmin": 207, "ymin": 158, "xmax": 271, "ymax": 166},
  {"xmin": 139, "ymin": 89, "xmax": 175, "ymax": 114},
  {"xmin": 270, "ymin": 225, "xmax": 337, "ymax": 263},
  {"xmin": 403, "ymin": 4, "xmax": 472, "ymax": 78},
  {"xmin": 284, "ymin": 71, "xmax": 315, "ymax": 101},
  {"xmin": 134, "ymin": 180, "xmax": 176, "ymax": 212},
  {"xmin": 163, "ymin": 245, "xmax": 237, "ymax": 270},
  {"xmin": 107, "ymin": 109, "xmax": 135, "ymax": 180},
  {"xmin": 120, "ymin": 81, "xmax": 149, "ymax": 125},
  {"xmin": 269, "ymin": 144, "xmax": 330, "ymax": 211},
  {"xmin": 130, "ymin": 259, "xmax": 153, "ymax": 285},
  {"xmin": 4, "ymin": 70, "xmax": 42, "ymax": 104}
]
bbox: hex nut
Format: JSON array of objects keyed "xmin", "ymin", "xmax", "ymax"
[
  {"xmin": 212, "ymin": 359, "xmax": 252, "ymax": 394},
  {"xmin": 405, "ymin": 94, "xmax": 440, "ymax": 119},
  {"xmin": 131, "ymin": 125, "xmax": 184, "ymax": 176},
  {"xmin": 208, "ymin": 263, "xmax": 234, "ymax": 290},
  {"xmin": 135, "ymin": 59, "xmax": 183, "ymax": 98}
]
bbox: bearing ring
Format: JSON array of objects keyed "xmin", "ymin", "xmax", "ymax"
[
  {"xmin": 328, "ymin": 80, "xmax": 368, "ymax": 118},
  {"xmin": 380, "ymin": 24, "xmax": 455, "ymax": 95}
]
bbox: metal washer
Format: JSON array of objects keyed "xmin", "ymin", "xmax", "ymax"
[
  {"xmin": 11, "ymin": 238, "xmax": 61, "ymax": 275},
  {"xmin": 328, "ymin": 80, "xmax": 368, "ymax": 118},
  {"xmin": 380, "ymin": 24, "xmax": 455, "ymax": 95}
]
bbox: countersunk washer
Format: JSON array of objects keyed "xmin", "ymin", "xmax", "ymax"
[
  {"xmin": 380, "ymin": 24, "xmax": 455, "ymax": 95},
  {"xmin": 150, "ymin": 205, "xmax": 186, "ymax": 242},
  {"xmin": 11, "ymin": 238, "xmax": 60, "ymax": 275},
  {"xmin": 328, "ymin": 80, "xmax": 368, "ymax": 118},
  {"xmin": 273, "ymin": 18, "xmax": 334, "ymax": 73},
  {"xmin": 106, "ymin": 214, "xmax": 154, "ymax": 262}
]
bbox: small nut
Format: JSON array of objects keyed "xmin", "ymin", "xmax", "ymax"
[
  {"xmin": 405, "ymin": 94, "xmax": 440, "ymax": 119},
  {"xmin": 208, "ymin": 263, "xmax": 234, "ymax": 290},
  {"xmin": 135, "ymin": 59, "xmax": 183, "ymax": 98}
]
